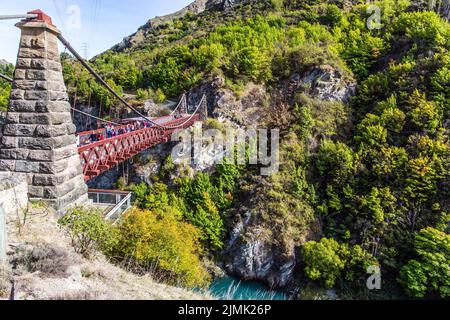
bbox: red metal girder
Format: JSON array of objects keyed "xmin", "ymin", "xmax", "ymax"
[{"xmin": 78, "ymin": 113, "xmax": 202, "ymax": 181}]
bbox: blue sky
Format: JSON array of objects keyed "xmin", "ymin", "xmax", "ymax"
[{"xmin": 0, "ymin": 0, "xmax": 193, "ymax": 63}]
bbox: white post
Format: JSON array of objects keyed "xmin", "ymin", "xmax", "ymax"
[{"xmin": 0, "ymin": 202, "xmax": 6, "ymax": 263}]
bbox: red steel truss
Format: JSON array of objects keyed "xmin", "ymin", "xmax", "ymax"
[{"xmin": 78, "ymin": 114, "xmax": 199, "ymax": 181}]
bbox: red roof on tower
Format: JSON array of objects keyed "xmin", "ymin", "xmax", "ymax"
[{"xmin": 27, "ymin": 9, "xmax": 53, "ymax": 25}]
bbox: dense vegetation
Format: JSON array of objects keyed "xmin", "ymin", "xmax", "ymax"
[
  {"xmin": 59, "ymin": 206, "xmax": 210, "ymax": 287},
  {"xmin": 2, "ymin": 0, "xmax": 448, "ymax": 298},
  {"xmin": 0, "ymin": 62, "xmax": 14, "ymax": 112},
  {"xmin": 61, "ymin": 0, "xmax": 449, "ymax": 298}
]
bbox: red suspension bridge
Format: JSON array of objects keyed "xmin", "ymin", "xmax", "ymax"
[
  {"xmin": 0, "ymin": 10, "xmax": 207, "ymax": 183},
  {"xmin": 76, "ymin": 96, "xmax": 206, "ymax": 181}
]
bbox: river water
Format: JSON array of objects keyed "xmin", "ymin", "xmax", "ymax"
[{"xmin": 208, "ymin": 276, "xmax": 289, "ymax": 300}]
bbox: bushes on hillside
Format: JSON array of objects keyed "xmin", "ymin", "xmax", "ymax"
[
  {"xmin": 0, "ymin": 62, "xmax": 14, "ymax": 111},
  {"xmin": 301, "ymin": 238, "xmax": 377, "ymax": 288},
  {"xmin": 399, "ymin": 228, "xmax": 450, "ymax": 298},
  {"xmin": 58, "ymin": 206, "xmax": 210, "ymax": 288},
  {"xmin": 59, "ymin": 207, "xmax": 117, "ymax": 258},
  {"xmin": 112, "ymin": 208, "xmax": 210, "ymax": 288}
]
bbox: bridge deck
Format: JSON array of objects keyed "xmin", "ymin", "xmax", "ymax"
[{"xmin": 78, "ymin": 114, "xmax": 198, "ymax": 181}]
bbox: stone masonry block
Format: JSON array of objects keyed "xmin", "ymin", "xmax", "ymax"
[
  {"xmin": 20, "ymin": 36, "xmax": 45, "ymax": 49},
  {"xmin": 47, "ymin": 81, "xmax": 65, "ymax": 92},
  {"xmin": 32, "ymin": 165, "xmax": 81, "ymax": 186},
  {"xmin": 18, "ymin": 136, "xmax": 76, "ymax": 150},
  {"xmin": 50, "ymin": 112, "xmax": 73, "ymax": 125},
  {"xmin": 30, "ymin": 59, "xmax": 46, "ymax": 69},
  {"xmin": 55, "ymin": 183, "xmax": 88, "ymax": 212},
  {"xmin": 9, "ymin": 89, "xmax": 25, "ymax": 100},
  {"xmin": 13, "ymin": 80, "xmax": 46, "ymax": 91},
  {"xmin": 1, "ymin": 136, "xmax": 18, "ymax": 149},
  {"xmin": 39, "ymin": 158, "xmax": 68, "ymax": 174},
  {"xmin": 43, "ymin": 175, "xmax": 83, "ymax": 199},
  {"xmin": 0, "ymin": 160, "xmax": 15, "ymax": 171},
  {"xmin": 8, "ymin": 100, "xmax": 36, "ymax": 112},
  {"xmin": 16, "ymin": 58, "xmax": 31, "ymax": 68},
  {"xmin": 2, "ymin": 124, "xmax": 36, "ymax": 136},
  {"xmin": 49, "ymin": 91, "xmax": 68, "ymax": 101},
  {"xmin": 0, "ymin": 149, "xmax": 29, "ymax": 160},
  {"xmin": 66, "ymin": 123, "xmax": 77, "ymax": 135},
  {"xmin": 33, "ymin": 173, "xmax": 67, "ymax": 187},
  {"xmin": 53, "ymin": 145, "xmax": 77, "ymax": 161},
  {"xmin": 18, "ymin": 47, "xmax": 46, "ymax": 59},
  {"xmin": 48, "ymin": 70, "xmax": 64, "ymax": 82},
  {"xmin": 47, "ymin": 61, "xmax": 62, "ymax": 72},
  {"xmin": 26, "ymin": 70, "xmax": 47, "ymax": 80},
  {"xmin": 35, "ymin": 101, "xmax": 70, "ymax": 113},
  {"xmin": 15, "ymin": 160, "xmax": 40, "ymax": 173},
  {"xmin": 24, "ymin": 90, "xmax": 48, "ymax": 100},
  {"xmin": 27, "ymin": 149, "xmax": 54, "ymax": 162},
  {"xmin": 35, "ymin": 124, "xmax": 68, "ymax": 138},
  {"xmin": 47, "ymin": 49, "xmax": 60, "ymax": 63},
  {"xmin": 28, "ymin": 186, "xmax": 44, "ymax": 198},
  {"xmin": 5, "ymin": 113, "xmax": 20, "ymax": 124},
  {"xmin": 14, "ymin": 69, "xmax": 26, "ymax": 80},
  {"xmin": 19, "ymin": 113, "xmax": 51, "ymax": 125}
]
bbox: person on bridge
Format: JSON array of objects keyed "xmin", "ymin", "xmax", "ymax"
[{"xmin": 105, "ymin": 125, "xmax": 112, "ymax": 138}]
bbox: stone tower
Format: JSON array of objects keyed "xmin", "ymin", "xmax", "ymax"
[{"xmin": 0, "ymin": 11, "xmax": 88, "ymax": 213}]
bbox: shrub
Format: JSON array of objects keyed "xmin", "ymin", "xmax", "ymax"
[
  {"xmin": 301, "ymin": 238, "xmax": 376, "ymax": 288},
  {"xmin": 111, "ymin": 208, "xmax": 210, "ymax": 288},
  {"xmin": 399, "ymin": 228, "xmax": 450, "ymax": 298},
  {"xmin": 12, "ymin": 244, "xmax": 71, "ymax": 277},
  {"xmin": 58, "ymin": 207, "xmax": 116, "ymax": 258}
]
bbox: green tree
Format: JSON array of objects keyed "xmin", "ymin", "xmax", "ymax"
[
  {"xmin": 399, "ymin": 228, "xmax": 450, "ymax": 298},
  {"xmin": 112, "ymin": 208, "xmax": 210, "ymax": 288}
]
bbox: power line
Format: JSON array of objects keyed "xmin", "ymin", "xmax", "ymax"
[
  {"xmin": 81, "ymin": 42, "xmax": 89, "ymax": 59},
  {"xmin": 52, "ymin": 0, "xmax": 67, "ymax": 34}
]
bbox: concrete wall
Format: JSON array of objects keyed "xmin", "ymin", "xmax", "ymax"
[{"xmin": 0, "ymin": 173, "xmax": 28, "ymax": 262}]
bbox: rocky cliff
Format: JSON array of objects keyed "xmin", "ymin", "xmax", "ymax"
[{"xmin": 112, "ymin": 0, "xmax": 262, "ymax": 51}]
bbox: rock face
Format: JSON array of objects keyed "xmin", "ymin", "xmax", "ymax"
[
  {"xmin": 284, "ymin": 65, "xmax": 356, "ymax": 103},
  {"xmin": 112, "ymin": 0, "xmax": 254, "ymax": 51},
  {"xmin": 224, "ymin": 211, "xmax": 296, "ymax": 288},
  {"xmin": 0, "ymin": 20, "xmax": 88, "ymax": 213},
  {"xmin": 217, "ymin": 66, "xmax": 353, "ymax": 288},
  {"xmin": 187, "ymin": 76, "xmax": 268, "ymax": 128}
]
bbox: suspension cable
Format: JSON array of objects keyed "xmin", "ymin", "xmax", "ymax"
[
  {"xmin": 1, "ymin": 36, "xmax": 205, "ymax": 129},
  {"xmin": 57, "ymin": 33, "xmax": 200, "ymax": 130},
  {"xmin": 0, "ymin": 73, "xmax": 13, "ymax": 82},
  {"xmin": 71, "ymin": 107, "xmax": 122, "ymax": 126},
  {"xmin": 0, "ymin": 74, "xmax": 123, "ymax": 126},
  {"xmin": 170, "ymin": 93, "xmax": 187, "ymax": 116}
]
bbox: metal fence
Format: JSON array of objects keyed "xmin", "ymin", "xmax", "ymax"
[{"xmin": 88, "ymin": 189, "xmax": 132, "ymax": 222}]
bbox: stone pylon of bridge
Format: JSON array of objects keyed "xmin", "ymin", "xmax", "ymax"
[
  {"xmin": 178, "ymin": 94, "xmax": 187, "ymax": 115},
  {"xmin": 199, "ymin": 96, "xmax": 208, "ymax": 121},
  {"xmin": 0, "ymin": 14, "xmax": 88, "ymax": 213}
]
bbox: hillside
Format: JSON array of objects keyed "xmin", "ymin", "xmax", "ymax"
[
  {"xmin": 0, "ymin": 205, "xmax": 209, "ymax": 300},
  {"xmin": 24, "ymin": 0, "xmax": 450, "ymax": 299}
]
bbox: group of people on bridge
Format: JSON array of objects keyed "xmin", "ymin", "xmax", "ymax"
[{"xmin": 76, "ymin": 119, "xmax": 154, "ymax": 147}]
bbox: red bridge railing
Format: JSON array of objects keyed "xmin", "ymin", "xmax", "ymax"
[{"xmin": 78, "ymin": 114, "xmax": 199, "ymax": 181}]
